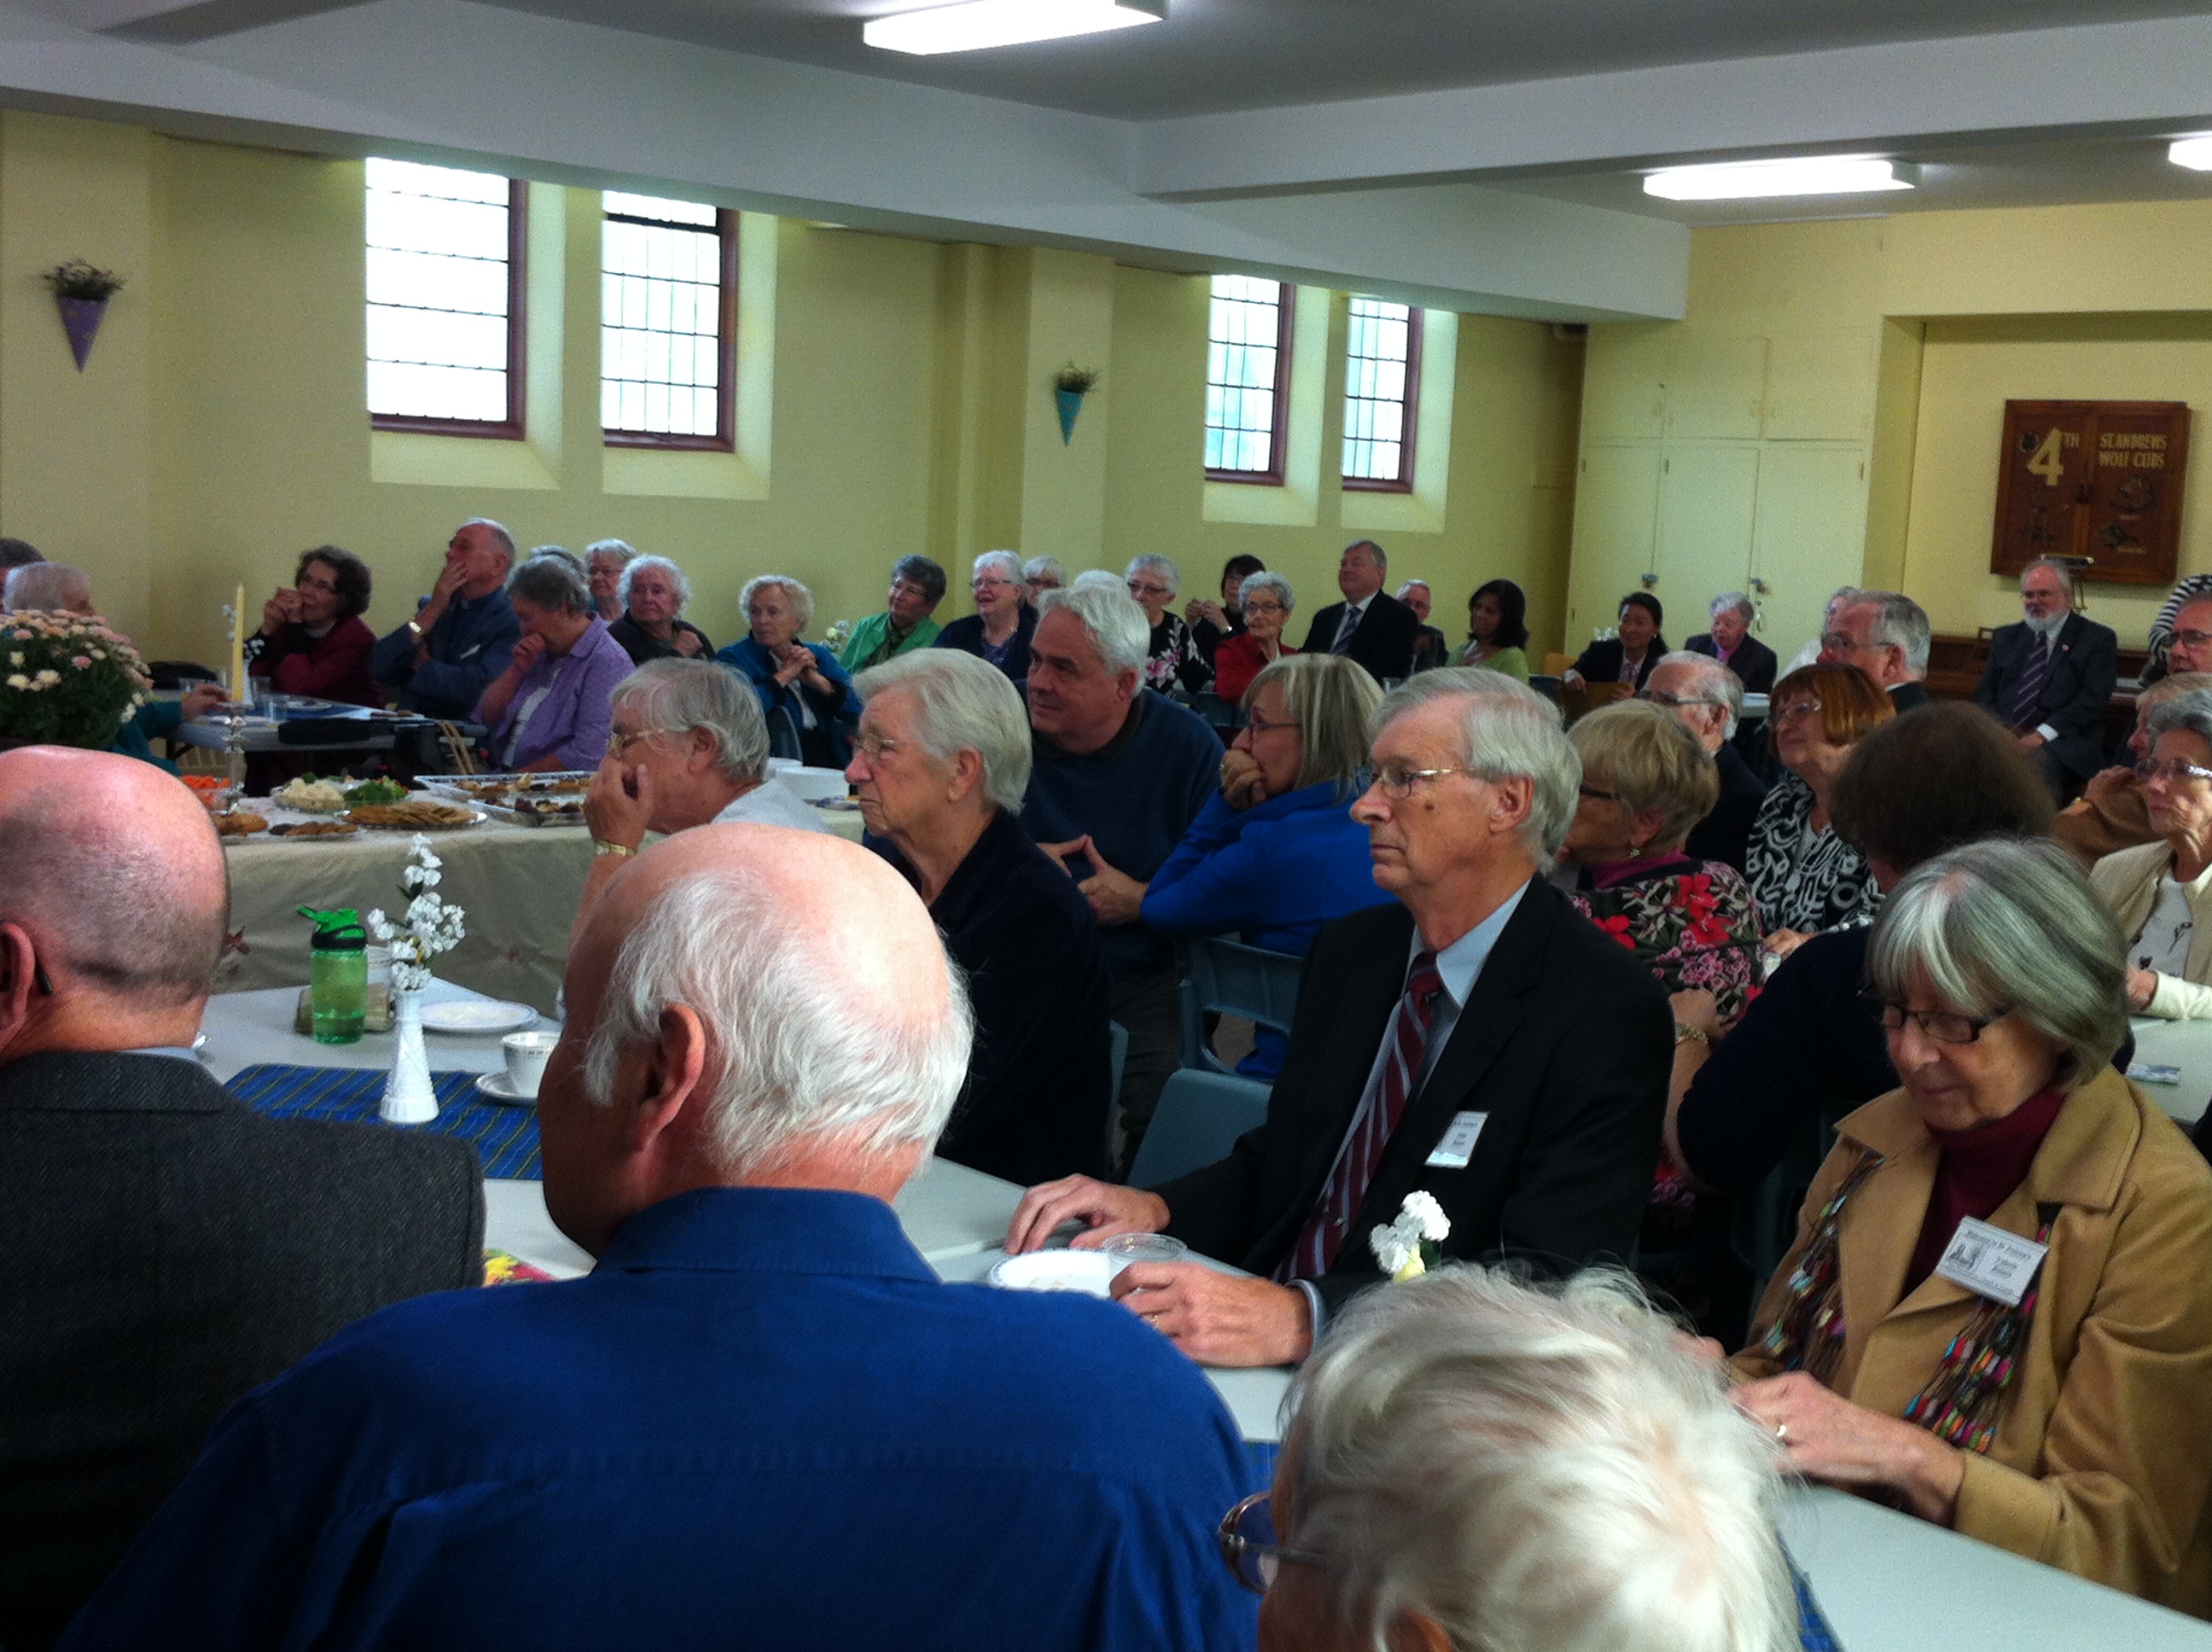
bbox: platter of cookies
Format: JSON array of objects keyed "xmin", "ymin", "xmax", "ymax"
[{"xmin": 341, "ymin": 799, "xmax": 486, "ymax": 831}]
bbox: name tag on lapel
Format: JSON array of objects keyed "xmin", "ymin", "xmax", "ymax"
[
  {"xmin": 1425, "ymin": 1110, "xmax": 1487, "ymax": 1170},
  {"xmin": 1934, "ymin": 1217, "xmax": 2048, "ymax": 1307}
]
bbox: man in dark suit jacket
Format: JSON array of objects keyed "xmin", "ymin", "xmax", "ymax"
[
  {"xmin": 1972, "ymin": 559, "xmax": 2120, "ymax": 794},
  {"xmin": 1005, "ymin": 671, "xmax": 1672, "ymax": 1367},
  {"xmin": 1647, "ymin": 654, "xmax": 1769, "ymax": 872},
  {"xmin": 1821, "ymin": 589, "xmax": 1933, "ymax": 714},
  {"xmin": 1299, "ymin": 539, "xmax": 1419, "ymax": 682},
  {"xmin": 1683, "ymin": 592, "xmax": 1778, "ymax": 695},
  {"xmin": 0, "ymin": 747, "xmax": 483, "ymax": 1652}
]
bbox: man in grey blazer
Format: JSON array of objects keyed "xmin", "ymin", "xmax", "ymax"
[{"xmin": 0, "ymin": 747, "xmax": 483, "ymax": 1652}]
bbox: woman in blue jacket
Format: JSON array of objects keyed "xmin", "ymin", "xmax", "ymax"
[
  {"xmin": 716, "ymin": 574, "xmax": 859, "ymax": 769},
  {"xmin": 1141, "ymin": 653, "xmax": 1394, "ymax": 1079}
]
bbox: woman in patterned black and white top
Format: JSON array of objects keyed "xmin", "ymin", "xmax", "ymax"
[{"xmin": 1744, "ymin": 663, "xmax": 1894, "ymax": 958}]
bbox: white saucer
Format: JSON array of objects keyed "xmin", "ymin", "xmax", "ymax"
[
  {"xmin": 986, "ymin": 1249, "xmax": 1114, "ymax": 1297},
  {"xmin": 474, "ymin": 1070, "xmax": 538, "ymax": 1107},
  {"xmin": 420, "ymin": 1000, "xmax": 535, "ymax": 1035}
]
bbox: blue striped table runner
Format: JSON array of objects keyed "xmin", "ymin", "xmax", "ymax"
[{"xmin": 227, "ymin": 1063, "xmax": 541, "ymax": 1179}]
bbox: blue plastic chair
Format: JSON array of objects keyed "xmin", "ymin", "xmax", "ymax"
[
  {"xmin": 1127, "ymin": 1069, "xmax": 1272, "ymax": 1189},
  {"xmin": 1178, "ymin": 936, "xmax": 1305, "ymax": 1074}
]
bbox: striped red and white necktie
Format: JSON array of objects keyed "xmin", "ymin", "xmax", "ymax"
[{"xmin": 1278, "ymin": 951, "xmax": 1446, "ymax": 1282}]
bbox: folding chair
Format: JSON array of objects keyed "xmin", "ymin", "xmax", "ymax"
[
  {"xmin": 1127, "ymin": 1069, "xmax": 1272, "ymax": 1189},
  {"xmin": 1178, "ymin": 936, "xmax": 1305, "ymax": 1074}
]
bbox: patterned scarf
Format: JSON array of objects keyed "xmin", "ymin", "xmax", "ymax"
[{"xmin": 1756, "ymin": 1149, "xmax": 2050, "ymax": 1455}]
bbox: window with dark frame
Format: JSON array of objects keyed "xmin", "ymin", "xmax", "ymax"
[
  {"xmin": 1204, "ymin": 275, "xmax": 1294, "ymax": 485},
  {"xmin": 601, "ymin": 192, "xmax": 736, "ymax": 451},
  {"xmin": 365, "ymin": 159, "xmax": 526, "ymax": 439},
  {"xmin": 1342, "ymin": 297, "xmax": 1421, "ymax": 492}
]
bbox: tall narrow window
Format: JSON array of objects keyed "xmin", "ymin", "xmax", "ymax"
[
  {"xmin": 1342, "ymin": 298, "xmax": 1421, "ymax": 491},
  {"xmin": 1204, "ymin": 275, "xmax": 1294, "ymax": 484},
  {"xmin": 365, "ymin": 159, "xmax": 525, "ymax": 438},
  {"xmin": 601, "ymin": 192, "xmax": 736, "ymax": 450}
]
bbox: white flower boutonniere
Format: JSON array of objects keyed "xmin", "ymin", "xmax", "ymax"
[{"xmin": 1368, "ymin": 1190, "xmax": 1451, "ymax": 1282}]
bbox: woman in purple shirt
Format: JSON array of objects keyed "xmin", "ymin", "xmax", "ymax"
[{"xmin": 473, "ymin": 555, "xmax": 635, "ymax": 772}]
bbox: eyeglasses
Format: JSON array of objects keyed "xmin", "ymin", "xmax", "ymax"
[
  {"xmin": 1127, "ymin": 580, "xmax": 1173, "ymax": 598},
  {"xmin": 606, "ymin": 726, "xmax": 676, "ymax": 759},
  {"xmin": 1863, "ymin": 993, "xmax": 2011, "ymax": 1045},
  {"xmin": 851, "ymin": 731, "xmax": 909, "ymax": 762},
  {"xmin": 1638, "ymin": 689, "xmax": 1720, "ymax": 710},
  {"xmin": 1772, "ymin": 697, "xmax": 1824, "ymax": 725},
  {"xmin": 1578, "ymin": 783, "xmax": 1620, "ymax": 802},
  {"xmin": 2136, "ymin": 758, "xmax": 2212, "ymax": 787},
  {"xmin": 972, "ymin": 576, "xmax": 1017, "ymax": 591},
  {"xmin": 1242, "ymin": 600, "xmax": 1286, "ymax": 617},
  {"xmin": 1217, "ymin": 1492, "xmax": 1325, "ymax": 1595},
  {"xmin": 1356, "ymin": 764, "xmax": 1470, "ymax": 799},
  {"xmin": 1243, "ymin": 711, "xmax": 1296, "ymax": 737},
  {"xmin": 2172, "ymin": 628, "xmax": 2212, "ymax": 652}
]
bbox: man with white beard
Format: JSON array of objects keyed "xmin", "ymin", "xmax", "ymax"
[{"xmin": 1971, "ymin": 556, "xmax": 2118, "ymax": 800}]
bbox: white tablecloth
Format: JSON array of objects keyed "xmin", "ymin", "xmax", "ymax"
[{"xmin": 2129, "ymin": 1016, "xmax": 2212, "ymax": 1126}]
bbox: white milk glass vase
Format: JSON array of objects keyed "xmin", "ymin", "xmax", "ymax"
[{"xmin": 380, "ymin": 986, "xmax": 439, "ymax": 1124}]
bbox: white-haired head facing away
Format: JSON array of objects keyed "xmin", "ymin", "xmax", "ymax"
[
  {"xmin": 3, "ymin": 561, "xmax": 94, "ymax": 614},
  {"xmin": 556, "ymin": 824, "xmax": 972, "ymax": 1251},
  {"xmin": 1271, "ymin": 1266, "xmax": 1797, "ymax": 1652}
]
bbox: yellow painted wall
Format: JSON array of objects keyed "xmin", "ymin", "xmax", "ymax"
[{"xmin": 3, "ymin": 110, "xmax": 1585, "ymax": 672}]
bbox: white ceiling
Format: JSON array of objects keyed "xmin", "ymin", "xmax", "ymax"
[
  {"xmin": 467, "ymin": 0, "xmax": 2212, "ymax": 123},
  {"xmin": 9, "ymin": 0, "xmax": 2212, "ymax": 315}
]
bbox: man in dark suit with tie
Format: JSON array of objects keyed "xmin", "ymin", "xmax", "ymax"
[
  {"xmin": 1299, "ymin": 539, "xmax": 1420, "ymax": 682},
  {"xmin": 0, "ymin": 747, "xmax": 483, "ymax": 1651},
  {"xmin": 1005, "ymin": 671, "xmax": 1672, "ymax": 1369},
  {"xmin": 1973, "ymin": 557, "xmax": 2120, "ymax": 797},
  {"xmin": 1683, "ymin": 591, "xmax": 1778, "ymax": 695}
]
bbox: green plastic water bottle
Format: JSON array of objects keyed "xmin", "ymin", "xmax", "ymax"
[{"xmin": 301, "ymin": 905, "xmax": 368, "ymax": 1044}]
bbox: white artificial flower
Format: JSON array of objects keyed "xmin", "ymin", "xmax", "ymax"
[
  {"xmin": 4, "ymin": 674, "xmax": 26, "ymax": 690},
  {"xmin": 33, "ymin": 669, "xmax": 59, "ymax": 685},
  {"xmin": 1369, "ymin": 1227, "xmax": 1412, "ymax": 1277},
  {"xmin": 1402, "ymin": 1190, "xmax": 1450, "ymax": 1243},
  {"xmin": 7, "ymin": 653, "xmax": 19, "ymax": 666}
]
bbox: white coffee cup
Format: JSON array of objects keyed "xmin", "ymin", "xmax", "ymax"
[{"xmin": 501, "ymin": 1030, "xmax": 558, "ymax": 1098}]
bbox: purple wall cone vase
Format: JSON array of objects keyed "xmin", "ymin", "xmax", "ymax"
[{"xmin": 57, "ymin": 295, "xmax": 108, "ymax": 371}]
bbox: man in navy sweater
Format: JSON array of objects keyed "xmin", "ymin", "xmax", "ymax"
[{"xmin": 1022, "ymin": 584, "xmax": 1220, "ymax": 1167}]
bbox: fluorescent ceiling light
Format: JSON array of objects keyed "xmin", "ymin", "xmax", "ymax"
[
  {"xmin": 1643, "ymin": 156, "xmax": 1918, "ymax": 201},
  {"xmin": 2170, "ymin": 137, "xmax": 2212, "ymax": 171},
  {"xmin": 865, "ymin": 0, "xmax": 1163, "ymax": 55}
]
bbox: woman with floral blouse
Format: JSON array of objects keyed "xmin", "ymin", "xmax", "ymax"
[{"xmin": 1558, "ymin": 700, "xmax": 1763, "ymax": 1307}]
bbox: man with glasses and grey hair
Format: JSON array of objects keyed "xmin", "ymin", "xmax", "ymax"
[
  {"xmin": 574, "ymin": 659, "xmax": 828, "ymax": 939},
  {"xmin": 1008, "ymin": 668, "xmax": 1672, "ymax": 1370},
  {"xmin": 1644, "ymin": 651, "xmax": 1768, "ymax": 873},
  {"xmin": 1819, "ymin": 588, "xmax": 1932, "ymax": 712},
  {"xmin": 1685, "ymin": 590, "xmax": 1778, "ymax": 695},
  {"xmin": 67, "ymin": 824, "xmax": 1260, "ymax": 1650}
]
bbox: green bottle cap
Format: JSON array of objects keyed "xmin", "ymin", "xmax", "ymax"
[{"xmin": 298, "ymin": 905, "xmax": 368, "ymax": 949}]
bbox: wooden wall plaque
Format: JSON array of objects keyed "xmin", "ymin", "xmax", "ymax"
[{"xmin": 1991, "ymin": 399, "xmax": 2191, "ymax": 586}]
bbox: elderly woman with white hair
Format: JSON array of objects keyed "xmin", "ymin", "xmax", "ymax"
[
  {"xmin": 607, "ymin": 554, "xmax": 713, "ymax": 666},
  {"xmin": 583, "ymin": 538, "xmax": 637, "ymax": 623},
  {"xmin": 1126, "ymin": 552, "xmax": 1210, "ymax": 694},
  {"xmin": 1021, "ymin": 554, "xmax": 1064, "ymax": 605},
  {"xmin": 1732, "ymin": 838, "xmax": 2212, "ymax": 1612},
  {"xmin": 2091, "ymin": 688, "xmax": 2212, "ymax": 1020},
  {"xmin": 1209, "ymin": 571, "xmax": 1297, "ymax": 703},
  {"xmin": 1239, "ymin": 1267, "xmax": 1799, "ymax": 1652},
  {"xmin": 715, "ymin": 573, "xmax": 858, "ymax": 769},
  {"xmin": 933, "ymin": 550, "xmax": 1035, "ymax": 683},
  {"xmin": 847, "ymin": 649, "xmax": 1113, "ymax": 1184}
]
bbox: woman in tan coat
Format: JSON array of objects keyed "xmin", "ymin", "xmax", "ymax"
[{"xmin": 1732, "ymin": 838, "xmax": 2212, "ymax": 1614}]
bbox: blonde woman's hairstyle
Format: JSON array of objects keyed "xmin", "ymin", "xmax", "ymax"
[
  {"xmin": 1569, "ymin": 699, "xmax": 1721, "ymax": 852},
  {"xmin": 1244, "ymin": 654, "xmax": 1382, "ymax": 793},
  {"xmin": 740, "ymin": 574, "xmax": 814, "ymax": 633}
]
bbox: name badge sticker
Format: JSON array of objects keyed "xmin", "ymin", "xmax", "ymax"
[
  {"xmin": 1425, "ymin": 1110, "xmax": 1488, "ymax": 1170},
  {"xmin": 1934, "ymin": 1216, "xmax": 2049, "ymax": 1308}
]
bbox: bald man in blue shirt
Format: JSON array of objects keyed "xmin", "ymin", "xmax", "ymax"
[{"xmin": 63, "ymin": 826, "xmax": 1257, "ymax": 1652}]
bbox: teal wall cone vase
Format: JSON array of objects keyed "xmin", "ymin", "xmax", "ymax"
[{"xmin": 1056, "ymin": 387, "xmax": 1084, "ymax": 445}]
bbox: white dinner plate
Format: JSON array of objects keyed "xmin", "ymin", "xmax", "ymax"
[
  {"xmin": 474, "ymin": 1070, "xmax": 538, "ymax": 1107},
  {"xmin": 419, "ymin": 1000, "xmax": 536, "ymax": 1035},
  {"xmin": 986, "ymin": 1249, "xmax": 1114, "ymax": 1297}
]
